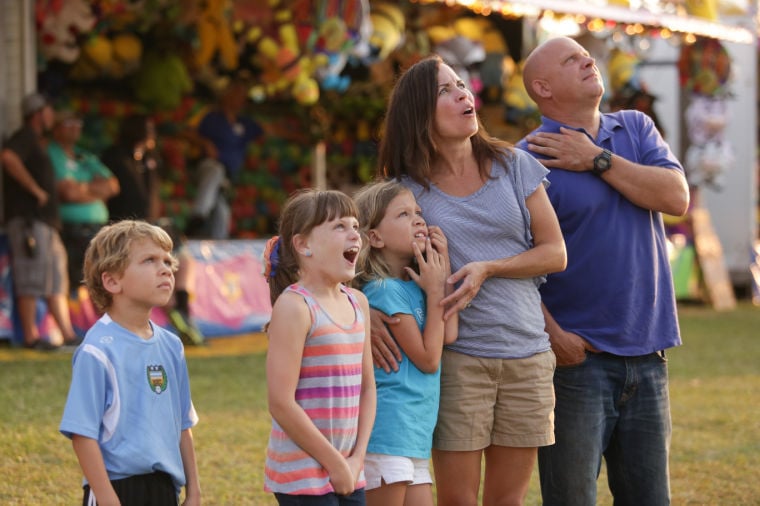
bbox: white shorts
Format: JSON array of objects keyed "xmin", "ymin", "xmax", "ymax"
[{"xmin": 364, "ymin": 453, "xmax": 432, "ymax": 491}]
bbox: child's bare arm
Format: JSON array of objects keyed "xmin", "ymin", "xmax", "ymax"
[
  {"xmin": 347, "ymin": 290, "xmax": 377, "ymax": 485},
  {"xmin": 443, "ymin": 302, "xmax": 459, "ymax": 344},
  {"xmin": 180, "ymin": 428, "xmax": 201, "ymax": 505},
  {"xmin": 72, "ymin": 435, "xmax": 120, "ymax": 506}
]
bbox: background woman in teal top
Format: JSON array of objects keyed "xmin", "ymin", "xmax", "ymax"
[{"xmin": 48, "ymin": 110, "xmax": 119, "ymax": 289}]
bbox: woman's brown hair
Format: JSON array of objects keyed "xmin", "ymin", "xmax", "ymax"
[{"xmin": 377, "ymin": 55, "xmax": 513, "ymax": 188}]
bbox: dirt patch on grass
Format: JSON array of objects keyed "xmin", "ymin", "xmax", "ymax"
[{"xmin": 0, "ymin": 333, "xmax": 268, "ymax": 362}]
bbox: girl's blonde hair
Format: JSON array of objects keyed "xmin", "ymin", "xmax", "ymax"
[
  {"xmin": 83, "ymin": 220, "xmax": 178, "ymax": 313},
  {"xmin": 353, "ymin": 180, "xmax": 412, "ymax": 288},
  {"xmin": 266, "ymin": 188, "xmax": 359, "ymax": 305}
]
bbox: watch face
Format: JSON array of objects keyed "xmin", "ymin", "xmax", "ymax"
[{"xmin": 594, "ymin": 150, "xmax": 611, "ymax": 172}]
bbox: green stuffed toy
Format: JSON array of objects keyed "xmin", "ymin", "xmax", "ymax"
[{"xmin": 133, "ymin": 51, "xmax": 193, "ymax": 110}]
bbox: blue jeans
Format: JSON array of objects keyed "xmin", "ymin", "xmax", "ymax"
[
  {"xmin": 274, "ymin": 488, "xmax": 365, "ymax": 506},
  {"xmin": 539, "ymin": 351, "xmax": 671, "ymax": 506}
]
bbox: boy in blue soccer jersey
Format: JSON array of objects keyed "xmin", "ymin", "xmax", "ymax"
[{"xmin": 60, "ymin": 220, "xmax": 201, "ymax": 506}]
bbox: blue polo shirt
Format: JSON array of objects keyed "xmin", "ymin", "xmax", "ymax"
[
  {"xmin": 516, "ymin": 110, "xmax": 683, "ymax": 356},
  {"xmin": 198, "ymin": 110, "xmax": 262, "ymax": 180}
]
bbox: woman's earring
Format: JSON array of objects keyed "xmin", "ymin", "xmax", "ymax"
[{"xmin": 304, "ymin": 249, "xmax": 312, "ymax": 257}]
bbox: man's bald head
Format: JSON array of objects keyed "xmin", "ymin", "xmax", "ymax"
[
  {"xmin": 522, "ymin": 36, "xmax": 604, "ymax": 115},
  {"xmin": 523, "ymin": 37, "xmax": 577, "ymax": 102}
]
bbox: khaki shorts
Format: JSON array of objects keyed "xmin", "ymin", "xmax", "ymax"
[
  {"xmin": 6, "ymin": 218, "xmax": 68, "ymax": 297},
  {"xmin": 433, "ymin": 349, "xmax": 556, "ymax": 451}
]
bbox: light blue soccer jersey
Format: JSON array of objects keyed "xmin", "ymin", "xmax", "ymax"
[{"xmin": 60, "ymin": 314, "xmax": 198, "ymax": 492}]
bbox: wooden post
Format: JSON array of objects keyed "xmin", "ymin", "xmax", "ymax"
[
  {"xmin": 312, "ymin": 141, "xmax": 326, "ymax": 190},
  {"xmin": 690, "ymin": 203, "xmax": 737, "ymax": 311}
]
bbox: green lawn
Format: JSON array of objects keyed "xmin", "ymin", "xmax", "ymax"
[{"xmin": 0, "ymin": 302, "xmax": 758, "ymax": 505}]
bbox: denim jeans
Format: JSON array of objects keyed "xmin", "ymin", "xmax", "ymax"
[
  {"xmin": 274, "ymin": 488, "xmax": 365, "ymax": 506},
  {"xmin": 539, "ymin": 351, "xmax": 672, "ymax": 506}
]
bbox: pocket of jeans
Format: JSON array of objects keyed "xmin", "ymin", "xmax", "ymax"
[{"xmin": 556, "ymin": 350, "xmax": 593, "ymax": 369}]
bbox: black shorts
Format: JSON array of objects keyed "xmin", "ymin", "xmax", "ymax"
[
  {"xmin": 82, "ymin": 471, "xmax": 178, "ymax": 506},
  {"xmin": 61, "ymin": 222, "xmax": 103, "ymax": 289}
]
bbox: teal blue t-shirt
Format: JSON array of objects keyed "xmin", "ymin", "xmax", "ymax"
[
  {"xmin": 48, "ymin": 141, "xmax": 113, "ymax": 224},
  {"xmin": 362, "ymin": 278, "xmax": 440, "ymax": 459}
]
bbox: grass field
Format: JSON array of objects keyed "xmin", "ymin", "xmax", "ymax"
[{"xmin": 0, "ymin": 302, "xmax": 758, "ymax": 505}]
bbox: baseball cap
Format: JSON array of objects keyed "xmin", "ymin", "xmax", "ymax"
[
  {"xmin": 54, "ymin": 109, "xmax": 82, "ymax": 126},
  {"xmin": 22, "ymin": 93, "xmax": 48, "ymax": 117}
]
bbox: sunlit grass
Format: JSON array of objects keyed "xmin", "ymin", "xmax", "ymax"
[{"xmin": 0, "ymin": 303, "xmax": 757, "ymax": 505}]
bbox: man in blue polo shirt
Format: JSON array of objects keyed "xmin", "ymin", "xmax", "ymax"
[
  {"xmin": 517, "ymin": 36, "xmax": 690, "ymax": 506},
  {"xmin": 186, "ymin": 80, "xmax": 263, "ymax": 239}
]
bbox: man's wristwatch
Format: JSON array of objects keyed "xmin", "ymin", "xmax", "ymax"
[{"xmin": 592, "ymin": 148, "xmax": 613, "ymax": 176}]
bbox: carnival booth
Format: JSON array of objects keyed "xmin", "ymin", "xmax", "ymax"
[{"xmin": 0, "ymin": 0, "xmax": 756, "ymax": 342}]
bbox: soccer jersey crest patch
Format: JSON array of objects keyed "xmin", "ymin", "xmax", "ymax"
[{"xmin": 147, "ymin": 365, "xmax": 168, "ymax": 394}]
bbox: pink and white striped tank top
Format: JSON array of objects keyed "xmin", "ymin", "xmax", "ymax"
[{"xmin": 264, "ymin": 283, "xmax": 367, "ymax": 495}]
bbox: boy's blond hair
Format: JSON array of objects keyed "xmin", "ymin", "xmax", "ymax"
[{"xmin": 83, "ymin": 220, "xmax": 179, "ymax": 313}]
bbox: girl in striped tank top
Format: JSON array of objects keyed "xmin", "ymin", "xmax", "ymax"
[{"xmin": 262, "ymin": 189, "xmax": 376, "ymax": 505}]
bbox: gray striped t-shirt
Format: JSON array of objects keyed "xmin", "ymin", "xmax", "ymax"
[{"xmin": 401, "ymin": 149, "xmax": 551, "ymax": 359}]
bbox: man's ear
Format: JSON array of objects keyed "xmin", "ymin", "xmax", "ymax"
[
  {"xmin": 368, "ymin": 229, "xmax": 384, "ymax": 248},
  {"xmin": 533, "ymin": 78, "xmax": 552, "ymax": 99}
]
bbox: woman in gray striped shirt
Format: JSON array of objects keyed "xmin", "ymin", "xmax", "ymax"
[{"xmin": 370, "ymin": 55, "xmax": 566, "ymax": 506}]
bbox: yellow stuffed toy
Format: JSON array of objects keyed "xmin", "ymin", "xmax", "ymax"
[
  {"xmin": 109, "ymin": 33, "xmax": 143, "ymax": 78},
  {"xmin": 608, "ymin": 49, "xmax": 640, "ymax": 92},
  {"xmin": 503, "ymin": 58, "xmax": 538, "ymax": 127},
  {"xmin": 194, "ymin": 0, "xmax": 239, "ymax": 71},
  {"xmin": 254, "ymin": 6, "xmax": 323, "ymax": 106},
  {"xmin": 69, "ymin": 35, "xmax": 112, "ymax": 81},
  {"xmin": 68, "ymin": 32, "xmax": 143, "ymax": 81},
  {"xmin": 368, "ymin": 2, "xmax": 405, "ymax": 62}
]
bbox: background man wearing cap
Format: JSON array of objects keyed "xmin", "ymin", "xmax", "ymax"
[
  {"xmin": 48, "ymin": 110, "xmax": 120, "ymax": 293},
  {"xmin": 184, "ymin": 79, "xmax": 263, "ymax": 239},
  {"xmin": 0, "ymin": 93, "xmax": 82, "ymax": 350}
]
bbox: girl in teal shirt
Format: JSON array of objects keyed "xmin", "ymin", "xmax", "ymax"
[{"xmin": 353, "ymin": 180, "xmax": 458, "ymax": 506}]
